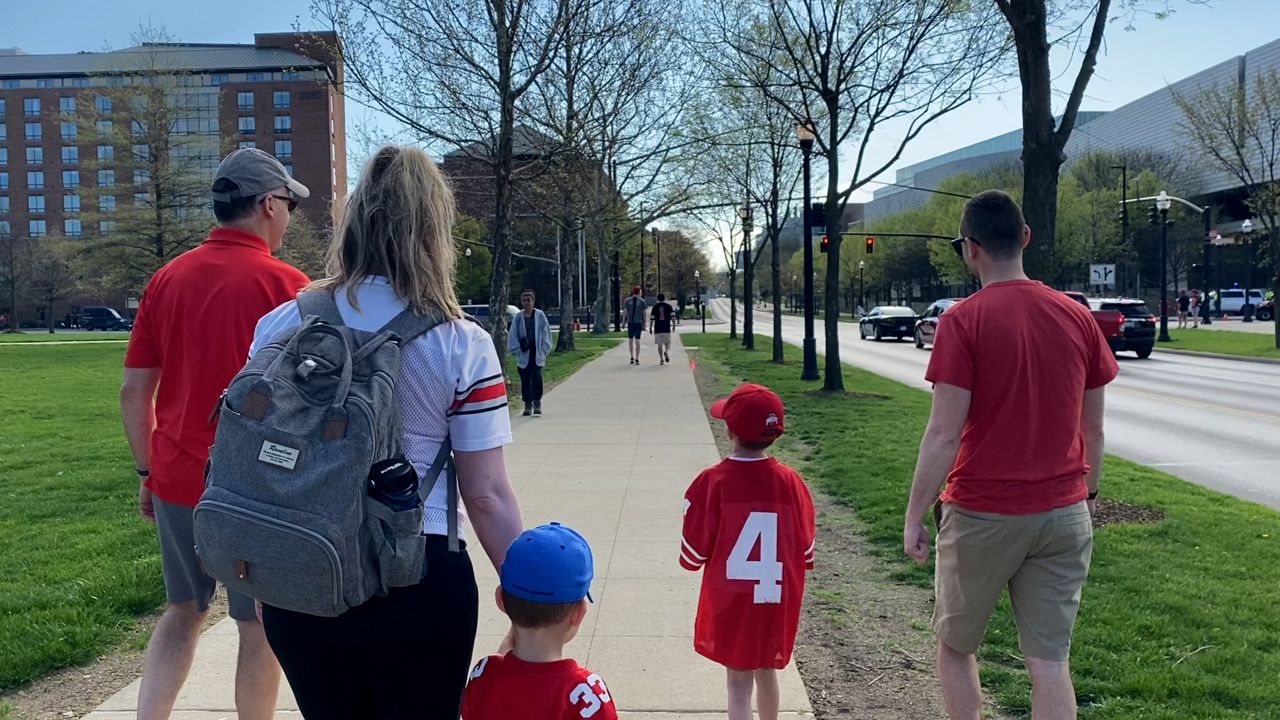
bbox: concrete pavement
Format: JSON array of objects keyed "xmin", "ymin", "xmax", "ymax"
[{"xmin": 85, "ymin": 335, "xmax": 814, "ymax": 719}]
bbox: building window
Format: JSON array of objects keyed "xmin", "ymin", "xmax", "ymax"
[
  {"xmin": 98, "ymin": 170, "xmax": 115, "ymax": 187},
  {"xmin": 24, "ymin": 98, "xmax": 40, "ymax": 116},
  {"xmin": 96, "ymin": 120, "xmax": 113, "ymax": 135},
  {"xmin": 26, "ymin": 171, "xmax": 44, "ymax": 189},
  {"xmin": 62, "ymin": 170, "xmax": 79, "ymax": 188},
  {"xmin": 238, "ymin": 116, "xmax": 256, "ymax": 135},
  {"xmin": 134, "ymin": 169, "xmax": 149, "ymax": 186},
  {"xmin": 61, "ymin": 122, "xmax": 77, "ymax": 140},
  {"xmin": 283, "ymin": 71, "xmax": 300, "ymax": 81},
  {"xmin": 0, "ymin": 124, "xmax": 5, "ymax": 142},
  {"xmin": 29, "ymin": 220, "xmax": 47, "ymax": 238},
  {"xmin": 132, "ymin": 144, "xmax": 150, "ymax": 160},
  {"xmin": 62, "ymin": 146, "xmax": 79, "ymax": 164},
  {"xmin": 131, "ymin": 120, "xmax": 144, "ymax": 137},
  {"xmin": 28, "ymin": 195, "xmax": 45, "ymax": 213},
  {"xmin": 275, "ymin": 140, "xmax": 293, "ymax": 159},
  {"xmin": 97, "ymin": 145, "xmax": 115, "ymax": 162},
  {"xmin": 95, "ymin": 96, "xmax": 112, "ymax": 113},
  {"xmin": 0, "ymin": 196, "xmax": 8, "ymax": 213},
  {"xmin": 0, "ymin": 98, "xmax": 5, "ymax": 114},
  {"xmin": 239, "ymin": 141, "xmax": 256, "ymax": 150},
  {"xmin": 273, "ymin": 91, "xmax": 290, "ymax": 109},
  {"xmin": 247, "ymin": 72, "xmax": 265, "ymax": 82},
  {"xmin": 70, "ymin": 78, "xmax": 89, "ymax": 88},
  {"xmin": 24, "ymin": 123, "xmax": 42, "ymax": 141},
  {"xmin": 274, "ymin": 115, "xmax": 292, "ymax": 134},
  {"xmin": 65, "ymin": 218, "xmax": 82, "ymax": 237},
  {"xmin": 59, "ymin": 97, "xmax": 76, "ymax": 113},
  {"xmin": 0, "ymin": 173, "xmax": 7, "ymax": 190},
  {"xmin": 26, "ymin": 148, "xmax": 43, "ymax": 164},
  {"xmin": 3, "ymin": 80, "xmax": 19, "ymax": 89},
  {"xmin": 285, "ymin": 164, "xmax": 295, "ymax": 177},
  {"xmin": 100, "ymin": 195, "xmax": 116, "ymax": 212},
  {"xmin": 237, "ymin": 91, "xmax": 254, "ymax": 111},
  {"xmin": 134, "ymin": 192, "xmax": 148, "ymax": 207},
  {"xmin": 64, "ymin": 194, "xmax": 80, "ymax": 212},
  {"xmin": 211, "ymin": 73, "xmax": 228, "ymax": 86},
  {"xmin": 99, "ymin": 220, "xmax": 116, "ymax": 234},
  {"xmin": 0, "ymin": 148, "xmax": 6, "ymax": 165}
]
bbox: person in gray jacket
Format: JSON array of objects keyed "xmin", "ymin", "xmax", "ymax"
[{"xmin": 508, "ymin": 289, "xmax": 554, "ymax": 416}]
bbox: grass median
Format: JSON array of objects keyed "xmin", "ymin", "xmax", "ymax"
[
  {"xmin": 0, "ymin": 331, "xmax": 131, "ymax": 343},
  {"xmin": 0, "ymin": 330, "xmax": 620, "ymax": 693},
  {"xmin": 686, "ymin": 332, "xmax": 1280, "ymax": 719},
  {"xmin": 1163, "ymin": 327, "xmax": 1280, "ymax": 360}
]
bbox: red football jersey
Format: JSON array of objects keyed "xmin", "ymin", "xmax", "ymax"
[
  {"xmin": 680, "ymin": 457, "xmax": 816, "ymax": 669},
  {"xmin": 461, "ymin": 653, "xmax": 618, "ymax": 720}
]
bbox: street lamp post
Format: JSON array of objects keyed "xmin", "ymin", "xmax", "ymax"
[
  {"xmin": 738, "ymin": 202, "xmax": 754, "ymax": 349},
  {"xmin": 795, "ymin": 120, "xmax": 819, "ymax": 381},
  {"xmin": 858, "ymin": 260, "xmax": 865, "ymax": 317},
  {"xmin": 654, "ymin": 227, "xmax": 662, "ymax": 295},
  {"xmin": 612, "ymin": 242, "xmax": 621, "ymax": 332},
  {"xmin": 639, "ymin": 230, "xmax": 646, "ymax": 297},
  {"xmin": 1157, "ymin": 191, "xmax": 1173, "ymax": 342},
  {"xmin": 1242, "ymin": 219, "xmax": 1255, "ymax": 322},
  {"xmin": 464, "ymin": 247, "xmax": 473, "ymax": 304},
  {"xmin": 1111, "ymin": 163, "xmax": 1128, "ymax": 293},
  {"xmin": 695, "ymin": 269, "xmax": 704, "ymax": 334}
]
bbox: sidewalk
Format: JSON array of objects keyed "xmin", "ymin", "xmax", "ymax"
[{"xmin": 85, "ymin": 335, "xmax": 814, "ymax": 719}]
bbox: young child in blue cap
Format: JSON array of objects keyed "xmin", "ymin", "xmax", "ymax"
[{"xmin": 461, "ymin": 522, "xmax": 617, "ymax": 720}]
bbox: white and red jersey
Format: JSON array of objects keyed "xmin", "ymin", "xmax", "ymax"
[
  {"xmin": 680, "ymin": 457, "xmax": 816, "ymax": 669},
  {"xmin": 461, "ymin": 653, "xmax": 618, "ymax": 720}
]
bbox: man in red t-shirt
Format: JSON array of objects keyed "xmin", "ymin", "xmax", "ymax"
[
  {"xmin": 903, "ymin": 190, "xmax": 1117, "ymax": 720},
  {"xmin": 120, "ymin": 148, "xmax": 310, "ymax": 720}
]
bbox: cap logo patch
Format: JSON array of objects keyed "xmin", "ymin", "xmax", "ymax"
[{"xmin": 765, "ymin": 413, "xmax": 779, "ymax": 427}]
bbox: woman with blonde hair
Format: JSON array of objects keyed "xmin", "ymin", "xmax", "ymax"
[{"xmin": 248, "ymin": 145, "xmax": 523, "ymax": 719}]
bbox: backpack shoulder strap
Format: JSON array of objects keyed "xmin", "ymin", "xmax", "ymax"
[
  {"xmin": 419, "ymin": 437, "xmax": 461, "ymax": 553},
  {"xmin": 381, "ymin": 305, "xmax": 448, "ymax": 345},
  {"xmin": 296, "ymin": 290, "xmax": 345, "ymax": 326}
]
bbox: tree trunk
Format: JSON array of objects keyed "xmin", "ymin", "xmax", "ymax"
[
  {"xmin": 771, "ymin": 226, "xmax": 784, "ymax": 363},
  {"xmin": 729, "ymin": 270, "xmax": 737, "ymax": 340},
  {"xmin": 487, "ymin": 34, "xmax": 516, "ymax": 369},
  {"xmin": 743, "ymin": 250, "xmax": 754, "ymax": 349},
  {"xmin": 592, "ymin": 231, "xmax": 611, "ymax": 335},
  {"xmin": 557, "ymin": 223, "xmax": 576, "ymax": 351},
  {"xmin": 822, "ymin": 200, "xmax": 844, "ymax": 391}
]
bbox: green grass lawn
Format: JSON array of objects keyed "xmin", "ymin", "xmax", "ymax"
[
  {"xmin": 687, "ymin": 333, "xmax": 1280, "ymax": 719},
  {"xmin": 0, "ymin": 331, "xmax": 131, "ymax": 343},
  {"xmin": 1163, "ymin": 327, "xmax": 1280, "ymax": 360}
]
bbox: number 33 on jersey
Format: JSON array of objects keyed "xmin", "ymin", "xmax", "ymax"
[
  {"xmin": 462, "ymin": 653, "xmax": 618, "ymax": 720},
  {"xmin": 680, "ymin": 457, "xmax": 816, "ymax": 669}
]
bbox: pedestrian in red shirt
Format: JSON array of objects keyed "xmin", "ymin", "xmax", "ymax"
[
  {"xmin": 462, "ymin": 523, "xmax": 616, "ymax": 720},
  {"xmin": 681, "ymin": 383, "xmax": 816, "ymax": 720},
  {"xmin": 120, "ymin": 148, "xmax": 311, "ymax": 720},
  {"xmin": 903, "ymin": 190, "xmax": 1117, "ymax": 720}
]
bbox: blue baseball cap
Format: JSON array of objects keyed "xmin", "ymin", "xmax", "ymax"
[{"xmin": 501, "ymin": 522, "xmax": 595, "ymax": 604}]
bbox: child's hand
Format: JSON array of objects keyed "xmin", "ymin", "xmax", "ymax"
[{"xmin": 497, "ymin": 624, "xmax": 516, "ymax": 654}]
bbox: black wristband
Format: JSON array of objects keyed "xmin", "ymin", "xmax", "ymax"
[
  {"xmin": 1087, "ymin": 490, "xmax": 1098, "ymax": 500},
  {"xmin": 136, "ymin": 468, "xmax": 150, "ymax": 478}
]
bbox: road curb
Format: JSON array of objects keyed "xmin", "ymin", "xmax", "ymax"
[{"xmin": 1158, "ymin": 348, "xmax": 1280, "ymax": 366}]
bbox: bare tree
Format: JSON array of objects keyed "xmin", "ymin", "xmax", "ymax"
[
  {"xmin": 711, "ymin": 0, "xmax": 1006, "ymax": 390},
  {"xmin": 0, "ymin": 233, "xmax": 32, "ymax": 331},
  {"xmin": 314, "ymin": 0, "xmax": 571, "ymax": 359},
  {"xmin": 1175, "ymin": 67, "xmax": 1280, "ymax": 346}
]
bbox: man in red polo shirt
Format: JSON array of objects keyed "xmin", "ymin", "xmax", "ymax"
[
  {"xmin": 120, "ymin": 148, "xmax": 311, "ymax": 720},
  {"xmin": 903, "ymin": 190, "xmax": 1117, "ymax": 720}
]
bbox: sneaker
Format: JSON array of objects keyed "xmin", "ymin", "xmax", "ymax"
[
  {"xmin": 659, "ymin": 359, "xmax": 665, "ymax": 366},
  {"xmin": 665, "ymin": 351, "xmax": 671, "ymax": 363},
  {"xmin": 533, "ymin": 403, "xmax": 542, "ymax": 416},
  {"xmin": 522, "ymin": 406, "xmax": 532, "ymax": 417}
]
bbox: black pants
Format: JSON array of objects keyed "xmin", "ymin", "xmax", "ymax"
[
  {"xmin": 518, "ymin": 363, "xmax": 544, "ymax": 405},
  {"xmin": 262, "ymin": 537, "xmax": 479, "ymax": 720}
]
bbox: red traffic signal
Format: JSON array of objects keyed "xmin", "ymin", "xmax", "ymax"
[
  {"xmin": 819, "ymin": 234, "xmax": 830, "ymax": 253},
  {"xmin": 865, "ymin": 236, "xmax": 875, "ymax": 254}
]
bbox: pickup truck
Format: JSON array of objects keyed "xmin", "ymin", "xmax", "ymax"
[{"xmin": 1063, "ymin": 292, "xmax": 1156, "ymax": 359}]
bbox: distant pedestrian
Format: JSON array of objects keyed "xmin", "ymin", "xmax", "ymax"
[
  {"xmin": 0, "ymin": 313, "xmax": 8, "ymax": 331},
  {"xmin": 624, "ymin": 285, "xmax": 647, "ymax": 366},
  {"xmin": 1189, "ymin": 290, "xmax": 1201, "ymax": 328},
  {"xmin": 682, "ymin": 383, "xmax": 815, "ymax": 720},
  {"xmin": 120, "ymin": 148, "xmax": 310, "ymax": 720},
  {"xmin": 508, "ymin": 289, "xmax": 553, "ymax": 416},
  {"xmin": 904, "ymin": 190, "xmax": 1117, "ymax": 720},
  {"xmin": 1177, "ymin": 289, "xmax": 1190, "ymax": 328},
  {"xmin": 651, "ymin": 293, "xmax": 676, "ymax": 365}
]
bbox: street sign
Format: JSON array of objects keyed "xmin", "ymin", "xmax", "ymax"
[{"xmin": 1090, "ymin": 264, "xmax": 1116, "ymax": 288}]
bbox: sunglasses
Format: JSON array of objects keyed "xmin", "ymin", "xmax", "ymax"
[
  {"xmin": 950, "ymin": 235, "xmax": 981, "ymax": 258},
  {"xmin": 265, "ymin": 194, "xmax": 298, "ymax": 213}
]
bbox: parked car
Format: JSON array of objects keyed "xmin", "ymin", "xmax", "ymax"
[
  {"xmin": 1064, "ymin": 292, "xmax": 1155, "ymax": 359},
  {"xmin": 858, "ymin": 306, "xmax": 917, "ymax": 341},
  {"xmin": 914, "ymin": 298, "xmax": 961, "ymax": 349},
  {"xmin": 1215, "ymin": 287, "xmax": 1268, "ymax": 315},
  {"xmin": 1257, "ymin": 299, "xmax": 1275, "ymax": 322},
  {"xmin": 79, "ymin": 306, "xmax": 133, "ymax": 331},
  {"xmin": 461, "ymin": 304, "xmax": 520, "ymax": 331}
]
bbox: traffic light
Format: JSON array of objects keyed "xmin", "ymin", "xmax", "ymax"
[
  {"xmin": 1117, "ymin": 206, "xmax": 1127, "ymax": 224},
  {"xmin": 1148, "ymin": 204, "xmax": 1159, "ymax": 226},
  {"xmin": 865, "ymin": 235, "xmax": 875, "ymax": 254},
  {"xmin": 819, "ymin": 234, "xmax": 829, "ymax": 253}
]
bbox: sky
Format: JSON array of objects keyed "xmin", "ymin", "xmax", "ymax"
[{"xmin": 2, "ymin": 0, "xmax": 1275, "ymax": 204}]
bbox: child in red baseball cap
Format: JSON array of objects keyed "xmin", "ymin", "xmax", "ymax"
[{"xmin": 680, "ymin": 383, "xmax": 816, "ymax": 720}]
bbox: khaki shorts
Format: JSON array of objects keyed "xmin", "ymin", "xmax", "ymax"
[
  {"xmin": 654, "ymin": 332, "xmax": 672, "ymax": 348},
  {"xmin": 933, "ymin": 502, "xmax": 1092, "ymax": 662}
]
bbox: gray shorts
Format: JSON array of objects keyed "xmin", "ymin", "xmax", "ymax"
[{"xmin": 155, "ymin": 497, "xmax": 256, "ymax": 621}]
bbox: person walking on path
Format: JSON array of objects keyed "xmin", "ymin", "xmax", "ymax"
[
  {"xmin": 681, "ymin": 383, "xmax": 816, "ymax": 720},
  {"xmin": 508, "ymin": 289, "xmax": 553, "ymax": 416},
  {"xmin": 903, "ymin": 191, "xmax": 1117, "ymax": 720},
  {"xmin": 248, "ymin": 145, "xmax": 523, "ymax": 720},
  {"xmin": 650, "ymin": 293, "xmax": 676, "ymax": 365},
  {"xmin": 119, "ymin": 148, "xmax": 310, "ymax": 720},
  {"xmin": 624, "ymin": 285, "xmax": 647, "ymax": 366},
  {"xmin": 1189, "ymin": 289, "xmax": 1201, "ymax": 328},
  {"xmin": 1177, "ymin": 289, "xmax": 1191, "ymax": 329}
]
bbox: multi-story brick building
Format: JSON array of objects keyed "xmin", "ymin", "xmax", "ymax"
[{"xmin": 0, "ymin": 32, "xmax": 345, "ymax": 323}]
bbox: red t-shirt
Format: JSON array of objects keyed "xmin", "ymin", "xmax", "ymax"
[
  {"xmin": 461, "ymin": 653, "xmax": 618, "ymax": 720},
  {"xmin": 680, "ymin": 457, "xmax": 816, "ymax": 670},
  {"xmin": 124, "ymin": 228, "xmax": 310, "ymax": 507},
  {"xmin": 925, "ymin": 280, "xmax": 1119, "ymax": 515}
]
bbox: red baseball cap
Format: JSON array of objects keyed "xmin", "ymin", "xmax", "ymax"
[{"xmin": 709, "ymin": 383, "xmax": 785, "ymax": 445}]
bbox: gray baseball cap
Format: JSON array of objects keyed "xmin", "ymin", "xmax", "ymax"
[{"xmin": 210, "ymin": 148, "xmax": 310, "ymax": 201}]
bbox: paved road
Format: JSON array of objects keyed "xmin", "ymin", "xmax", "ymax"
[{"xmin": 712, "ymin": 299, "xmax": 1280, "ymax": 510}]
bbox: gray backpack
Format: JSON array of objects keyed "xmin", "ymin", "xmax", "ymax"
[{"xmin": 193, "ymin": 291, "xmax": 460, "ymax": 617}]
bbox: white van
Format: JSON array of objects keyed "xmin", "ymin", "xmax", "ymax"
[{"xmin": 1216, "ymin": 288, "xmax": 1267, "ymax": 315}]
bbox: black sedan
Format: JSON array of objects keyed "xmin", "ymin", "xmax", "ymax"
[{"xmin": 858, "ymin": 306, "xmax": 917, "ymax": 341}]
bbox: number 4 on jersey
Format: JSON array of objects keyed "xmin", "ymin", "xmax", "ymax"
[{"xmin": 726, "ymin": 512, "xmax": 783, "ymax": 603}]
